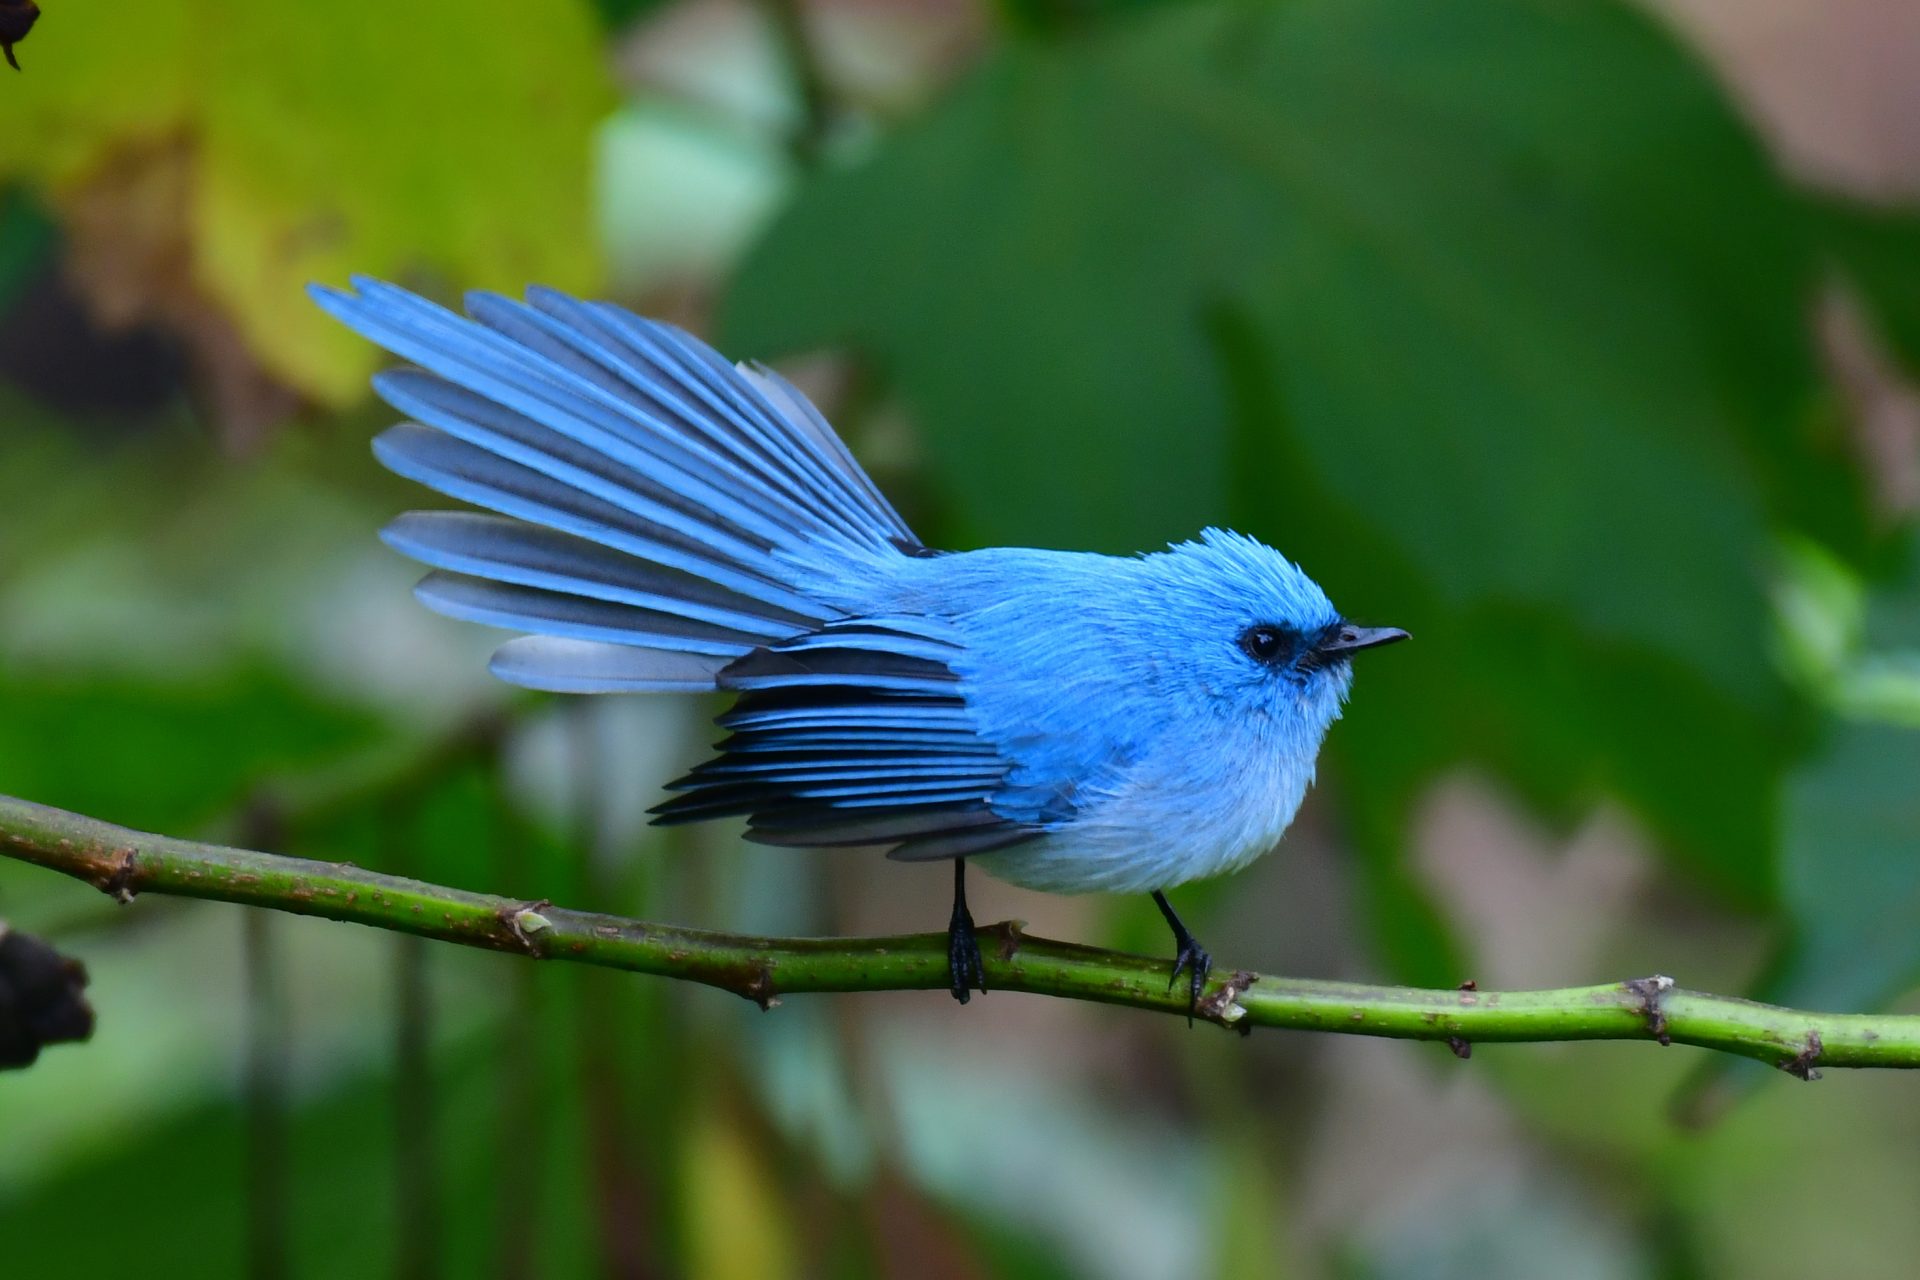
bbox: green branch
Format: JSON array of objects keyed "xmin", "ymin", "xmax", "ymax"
[{"xmin": 2, "ymin": 792, "xmax": 1914, "ymax": 1075}]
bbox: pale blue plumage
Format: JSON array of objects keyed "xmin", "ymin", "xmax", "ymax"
[
  {"xmin": 874, "ymin": 536, "xmax": 1355, "ymax": 893},
  {"xmin": 314, "ymin": 278, "xmax": 1406, "ymax": 1001}
]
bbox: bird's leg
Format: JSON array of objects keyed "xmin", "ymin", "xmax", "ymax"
[
  {"xmin": 947, "ymin": 857, "xmax": 986, "ymax": 1004},
  {"xmin": 1152, "ymin": 891, "xmax": 1212, "ymax": 1023}
]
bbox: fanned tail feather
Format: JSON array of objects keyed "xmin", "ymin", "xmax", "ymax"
[
  {"xmin": 312, "ymin": 278, "xmax": 916, "ymax": 691},
  {"xmin": 319, "ymin": 278, "xmax": 1047, "ymax": 858}
]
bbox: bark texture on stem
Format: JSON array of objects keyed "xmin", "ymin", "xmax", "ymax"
[{"xmin": 3, "ymin": 792, "xmax": 1914, "ymax": 1075}]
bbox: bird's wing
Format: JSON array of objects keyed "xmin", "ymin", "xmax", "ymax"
[{"xmin": 651, "ymin": 616, "xmax": 1046, "ymax": 859}]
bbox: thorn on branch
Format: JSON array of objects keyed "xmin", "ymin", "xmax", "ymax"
[
  {"xmin": 1625, "ymin": 974, "xmax": 1675, "ymax": 1046},
  {"xmin": 497, "ymin": 900, "xmax": 552, "ymax": 955},
  {"xmin": 1197, "ymin": 969, "xmax": 1258, "ymax": 1027},
  {"xmin": 744, "ymin": 962, "xmax": 779, "ymax": 1011},
  {"xmin": 1780, "ymin": 1031, "xmax": 1824, "ymax": 1081},
  {"xmin": 102, "ymin": 847, "xmax": 138, "ymax": 904}
]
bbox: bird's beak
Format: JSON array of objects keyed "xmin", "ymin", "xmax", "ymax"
[{"xmin": 1316, "ymin": 624, "xmax": 1410, "ymax": 658}]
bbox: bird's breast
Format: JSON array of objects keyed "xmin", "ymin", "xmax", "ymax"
[{"xmin": 975, "ymin": 729, "xmax": 1316, "ymax": 896}]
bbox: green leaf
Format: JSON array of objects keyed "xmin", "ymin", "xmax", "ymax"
[
  {"xmin": 0, "ymin": 1029, "xmax": 604, "ymax": 1279},
  {"xmin": 1767, "ymin": 543, "xmax": 1920, "ymax": 1012},
  {"xmin": 1816, "ymin": 195, "xmax": 1920, "ymax": 382},
  {"xmin": 727, "ymin": 0, "xmax": 1830, "ymax": 696},
  {"xmin": 0, "ymin": 188, "xmax": 54, "ymax": 310},
  {"xmin": 0, "ymin": 407, "xmax": 463, "ymax": 835},
  {"xmin": 591, "ymin": 0, "xmax": 677, "ymax": 30},
  {"xmin": 0, "ymin": 664, "xmax": 386, "ymax": 834},
  {"xmin": 725, "ymin": 0, "xmax": 1852, "ymax": 962},
  {"xmin": 1771, "ymin": 720, "xmax": 1920, "ymax": 1013},
  {"xmin": 1862, "ymin": 534, "xmax": 1920, "ymax": 655},
  {"xmin": 0, "ymin": 0, "xmax": 611, "ymax": 403},
  {"xmin": 994, "ymin": 0, "xmax": 1210, "ymax": 36}
]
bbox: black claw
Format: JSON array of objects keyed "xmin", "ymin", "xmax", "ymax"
[
  {"xmin": 1153, "ymin": 891, "xmax": 1210, "ymax": 1025},
  {"xmin": 947, "ymin": 858, "xmax": 986, "ymax": 1004},
  {"xmin": 948, "ymin": 918, "xmax": 986, "ymax": 1004},
  {"xmin": 1169, "ymin": 936, "xmax": 1212, "ymax": 1020}
]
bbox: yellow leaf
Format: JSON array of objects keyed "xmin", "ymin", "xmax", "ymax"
[
  {"xmin": 682, "ymin": 1103, "xmax": 801, "ymax": 1280},
  {"xmin": 0, "ymin": 0, "xmax": 610, "ymax": 405}
]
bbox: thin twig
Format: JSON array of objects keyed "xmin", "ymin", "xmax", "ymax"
[
  {"xmin": 385, "ymin": 797, "xmax": 442, "ymax": 1280},
  {"xmin": 238, "ymin": 806, "xmax": 291, "ymax": 1280},
  {"xmin": 757, "ymin": 0, "xmax": 835, "ymax": 166},
  {"xmin": 568, "ymin": 704, "xmax": 657, "ymax": 1278},
  {"xmin": 1, "ymin": 792, "xmax": 1914, "ymax": 1073},
  {"xmin": 243, "ymin": 910, "xmax": 291, "ymax": 1280},
  {"xmin": 486, "ymin": 772, "xmax": 546, "ymax": 1280}
]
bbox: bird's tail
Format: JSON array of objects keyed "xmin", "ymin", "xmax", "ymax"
[{"xmin": 310, "ymin": 278, "xmax": 917, "ymax": 692}]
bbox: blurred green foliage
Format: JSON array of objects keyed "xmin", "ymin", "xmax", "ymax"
[
  {"xmin": 1779, "ymin": 721, "xmax": 1920, "ymax": 1012},
  {"xmin": 0, "ymin": 0, "xmax": 609, "ymax": 402},
  {"xmin": 0, "ymin": 191, "xmax": 54, "ymax": 309},
  {"xmin": 2, "ymin": 0, "xmax": 1918, "ymax": 1277},
  {"xmin": 1820, "ymin": 197, "xmax": 1920, "ymax": 381},
  {"xmin": 723, "ymin": 0, "xmax": 1889, "ymax": 978}
]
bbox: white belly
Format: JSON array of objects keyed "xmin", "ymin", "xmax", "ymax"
[{"xmin": 973, "ymin": 748, "xmax": 1317, "ymax": 896}]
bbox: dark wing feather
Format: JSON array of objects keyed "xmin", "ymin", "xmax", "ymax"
[{"xmin": 650, "ymin": 617, "xmax": 1041, "ymax": 859}]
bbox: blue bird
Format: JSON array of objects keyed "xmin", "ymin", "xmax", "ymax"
[{"xmin": 312, "ymin": 278, "xmax": 1407, "ymax": 1013}]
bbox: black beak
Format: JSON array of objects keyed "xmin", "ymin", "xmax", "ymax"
[{"xmin": 1316, "ymin": 623, "xmax": 1410, "ymax": 658}]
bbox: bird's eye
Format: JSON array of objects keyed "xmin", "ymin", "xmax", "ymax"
[{"xmin": 1237, "ymin": 625, "xmax": 1291, "ymax": 666}]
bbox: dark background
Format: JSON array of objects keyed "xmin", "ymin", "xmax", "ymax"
[{"xmin": 2, "ymin": 1, "xmax": 1918, "ymax": 1276}]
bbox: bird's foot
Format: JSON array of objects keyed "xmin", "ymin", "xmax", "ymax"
[
  {"xmin": 1168, "ymin": 933, "xmax": 1213, "ymax": 1024},
  {"xmin": 1151, "ymin": 890, "xmax": 1212, "ymax": 1025},
  {"xmin": 947, "ymin": 857, "xmax": 986, "ymax": 1004},
  {"xmin": 948, "ymin": 908, "xmax": 986, "ymax": 1004}
]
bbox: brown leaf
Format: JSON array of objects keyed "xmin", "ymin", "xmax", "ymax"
[
  {"xmin": 57, "ymin": 135, "xmax": 300, "ymax": 452},
  {"xmin": 0, "ymin": 0, "xmax": 38, "ymax": 72},
  {"xmin": 0, "ymin": 922, "xmax": 94, "ymax": 1070}
]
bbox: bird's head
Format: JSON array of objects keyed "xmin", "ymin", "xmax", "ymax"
[{"xmin": 1150, "ymin": 529, "xmax": 1407, "ymax": 738}]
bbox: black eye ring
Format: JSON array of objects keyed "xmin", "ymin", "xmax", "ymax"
[{"xmin": 1238, "ymin": 625, "xmax": 1290, "ymax": 666}]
